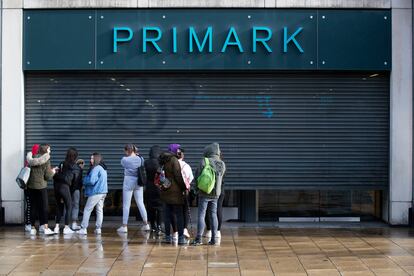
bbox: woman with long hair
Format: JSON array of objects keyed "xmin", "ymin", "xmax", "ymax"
[
  {"xmin": 53, "ymin": 147, "xmax": 81, "ymax": 234},
  {"xmin": 117, "ymin": 144, "xmax": 150, "ymax": 233}
]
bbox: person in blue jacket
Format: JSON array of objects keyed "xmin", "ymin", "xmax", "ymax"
[{"xmin": 77, "ymin": 152, "xmax": 108, "ymax": 235}]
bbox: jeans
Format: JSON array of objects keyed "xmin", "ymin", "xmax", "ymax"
[
  {"xmin": 196, "ymin": 196, "xmax": 218, "ymax": 240},
  {"xmin": 71, "ymin": 189, "xmax": 80, "ymax": 222},
  {"xmin": 122, "ymin": 177, "xmax": 148, "ymax": 225},
  {"xmin": 163, "ymin": 203, "xmax": 184, "ymax": 237},
  {"xmin": 206, "ymin": 192, "xmax": 224, "ymax": 231},
  {"xmin": 28, "ymin": 188, "xmax": 49, "ymax": 226},
  {"xmin": 81, "ymin": 194, "xmax": 106, "ymax": 229},
  {"xmin": 54, "ymin": 184, "xmax": 72, "ymax": 225}
]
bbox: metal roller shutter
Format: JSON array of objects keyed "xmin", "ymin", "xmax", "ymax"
[{"xmin": 25, "ymin": 72, "xmax": 389, "ymax": 190}]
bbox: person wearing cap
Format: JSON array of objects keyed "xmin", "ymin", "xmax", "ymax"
[{"xmin": 158, "ymin": 144, "xmax": 188, "ymax": 245}]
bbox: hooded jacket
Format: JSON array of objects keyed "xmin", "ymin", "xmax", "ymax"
[
  {"xmin": 83, "ymin": 164, "xmax": 108, "ymax": 197},
  {"xmin": 158, "ymin": 151, "xmax": 186, "ymax": 205},
  {"xmin": 195, "ymin": 143, "xmax": 226, "ymax": 199},
  {"xmin": 26, "ymin": 153, "xmax": 55, "ymax": 190},
  {"xmin": 144, "ymin": 145, "xmax": 162, "ymax": 205},
  {"xmin": 53, "ymin": 161, "xmax": 82, "ymax": 190}
]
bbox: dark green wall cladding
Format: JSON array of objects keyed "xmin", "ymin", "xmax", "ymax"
[{"xmin": 23, "ymin": 9, "xmax": 391, "ymax": 71}]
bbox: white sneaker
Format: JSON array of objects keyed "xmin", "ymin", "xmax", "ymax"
[
  {"xmin": 183, "ymin": 228, "xmax": 190, "ymax": 238},
  {"xmin": 30, "ymin": 228, "xmax": 37, "ymax": 235},
  {"xmin": 77, "ymin": 228, "xmax": 87, "ymax": 235},
  {"xmin": 216, "ymin": 230, "xmax": 221, "ymax": 238},
  {"xmin": 71, "ymin": 222, "xmax": 81, "ymax": 230},
  {"xmin": 63, "ymin": 226, "xmax": 74, "ymax": 234},
  {"xmin": 204, "ymin": 230, "xmax": 212, "ymax": 238},
  {"xmin": 141, "ymin": 224, "xmax": 150, "ymax": 231},
  {"xmin": 25, "ymin": 224, "xmax": 32, "ymax": 232},
  {"xmin": 172, "ymin": 232, "xmax": 178, "ymax": 241},
  {"xmin": 43, "ymin": 228, "xmax": 55, "ymax": 235},
  {"xmin": 94, "ymin": 228, "xmax": 101, "ymax": 235},
  {"xmin": 39, "ymin": 225, "xmax": 45, "ymax": 233},
  {"xmin": 117, "ymin": 226, "xmax": 128, "ymax": 233},
  {"xmin": 54, "ymin": 225, "xmax": 60, "ymax": 234}
]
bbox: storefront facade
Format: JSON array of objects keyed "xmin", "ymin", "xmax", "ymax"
[{"xmin": 1, "ymin": 0, "xmax": 412, "ymax": 225}]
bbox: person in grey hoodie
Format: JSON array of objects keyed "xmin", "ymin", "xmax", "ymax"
[{"xmin": 192, "ymin": 143, "xmax": 226, "ymax": 246}]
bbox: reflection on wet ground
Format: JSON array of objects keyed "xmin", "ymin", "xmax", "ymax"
[{"xmin": 0, "ymin": 223, "xmax": 414, "ymax": 275}]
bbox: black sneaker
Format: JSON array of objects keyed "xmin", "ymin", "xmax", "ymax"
[
  {"xmin": 191, "ymin": 239, "xmax": 203, "ymax": 246},
  {"xmin": 208, "ymin": 239, "xmax": 216, "ymax": 245}
]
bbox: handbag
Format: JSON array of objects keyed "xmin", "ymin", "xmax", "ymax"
[
  {"xmin": 137, "ymin": 156, "xmax": 147, "ymax": 186},
  {"xmin": 16, "ymin": 166, "xmax": 31, "ymax": 189}
]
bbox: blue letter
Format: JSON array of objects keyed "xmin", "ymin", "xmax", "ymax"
[
  {"xmin": 113, "ymin": 27, "xmax": 133, "ymax": 53},
  {"xmin": 221, "ymin": 27, "xmax": 244, "ymax": 53},
  {"xmin": 189, "ymin": 27, "xmax": 213, "ymax": 52},
  {"xmin": 253, "ymin": 27, "xmax": 272, "ymax": 53},
  {"xmin": 172, "ymin": 27, "xmax": 177, "ymax": 53},
  {"xmin": 142, "ymin": 27, "xmax": 162, "ymax": 53},
  {"xmin": 283, "ymin": 27, "xmax": 304, "ymax": 53}
]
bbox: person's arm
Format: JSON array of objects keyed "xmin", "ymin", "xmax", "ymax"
[
  {"xmin": 44, "ymin": 161, "xmax": 55, "ymax": 181},
  {"xmin": 121, "ymin": 157, "xmax": 126, "ymax": 168},
  {"xmin": 27, "ymin": 152, "xmax": 50, "ymax": 167},
  {"xmin": 84, "ymin": 166, "xmax": 102, "ymax": 186}
]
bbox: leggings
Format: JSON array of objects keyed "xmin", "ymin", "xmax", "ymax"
[
  {"xmin": 24, "ymin": 190, "xmax": 31, "ymax": 225},
  {"xmin": 206, "ymin": 193, "xmax": 224, "ymax": 231},
  {"xmin": 54, "ymin": 184, "xmax": 72, "ymax": 226},
  {"xmin": 147, "ymin": 201, "xmax": 163, "ymax": 230},
  {"xmin": 28, "ymin": 188, "xmax": 49, "ymax": 226},
  {"xmin": 163, "ymin": 203, "xmax": 184, "ymax": 237},
  {"xmin": 122, "ymin": 185, "xmax": 148, "ymax": 225}
]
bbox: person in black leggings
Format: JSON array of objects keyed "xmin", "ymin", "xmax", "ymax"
[
  {"xmin": 53, "ymin": 147, "xmax": 81, "ymax": 234},
  {"xmin": 144, "ymin": 145, "xmax": 163, "ymax": 235}
]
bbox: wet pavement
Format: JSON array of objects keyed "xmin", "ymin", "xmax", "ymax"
[{"xmin": 0, "ymin": 222, "xmax": 414, "ymax": 275}]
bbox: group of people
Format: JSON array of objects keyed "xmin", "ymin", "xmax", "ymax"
[
  {"xmin": 23, "ymin": 142, "xmax": 226, "ymax": 246},
  {"xmin": 24, "ymin": 144, "xmax": 108, "ymax": 236}
]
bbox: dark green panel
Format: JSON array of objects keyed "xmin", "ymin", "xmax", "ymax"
[
  {"xmin": 318, "ymin": 10, "xmax": 391, "ymax": 70},
  {"xmin": 25, "ymin": 72, "xmax": 389, "ymax": 190},
  {"xmin": 96, "ymin": 9, "xmax": 317, "ymax": 70},
  {"xmin": 24, "ymin": 10, "xmax": 95, "ymax": 70}
]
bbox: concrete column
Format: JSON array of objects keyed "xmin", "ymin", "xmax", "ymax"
[
  {"xmin": 389, "ymin": 2, "xmax": 413, "ymax": 225},
  {"xmin": 1, "ymin": 7, "xmax": 24, "ymax": 224}
]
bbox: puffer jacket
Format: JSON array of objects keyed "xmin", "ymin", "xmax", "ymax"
[
  {"xmin": 195, "ymin": 143, "xmax": 226, "ymax": 199},
  {"xmin": 144, "ymin": 145, "xmax": 162, "ymax": 206},
  {"xmin": 158, "ymin": 151, "xmax": 186, "ymax": 205},
  {"xmin": 27, "ymin": 153, "xmax": 55, "ymax": 190},
  {"xmin": 53, "ymin": 161, "xmax": 82, "ymax": 189}
]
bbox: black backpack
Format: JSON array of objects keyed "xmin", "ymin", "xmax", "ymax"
[{"xmin": 137, "ymin": 156, "xmax": 147, "ymax": 186}]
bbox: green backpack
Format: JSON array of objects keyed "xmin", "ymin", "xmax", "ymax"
[{"xmin": 197, "ymin": 157, "xmax": 216, "ymax": 194}]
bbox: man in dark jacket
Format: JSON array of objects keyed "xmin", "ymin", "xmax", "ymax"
[
  {"xmin": 144, "ymin": 145, "xmax": 163, "ymax": 234},
  {"xmin": 159, "ymin": 144, "xmax": 188, "ymax": 245}
]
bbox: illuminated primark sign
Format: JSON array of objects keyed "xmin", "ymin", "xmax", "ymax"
[{"xmin": 112, "ymin": 26, "xmax": 304, "ymax": 54}]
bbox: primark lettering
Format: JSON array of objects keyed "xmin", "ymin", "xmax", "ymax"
[{"xmin": 113, "ymin": 26, "xmax": 304, "ymax": 54}]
